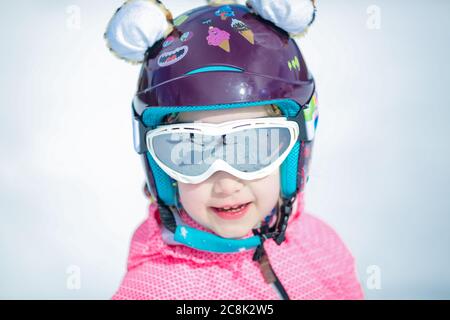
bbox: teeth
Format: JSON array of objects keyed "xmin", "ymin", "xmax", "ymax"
[{"xmin": 217, "ymin": 203, "xmax": 247, "ymax": 212}]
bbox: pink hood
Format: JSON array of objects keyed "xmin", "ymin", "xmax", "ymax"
[{"xmin": 113, "ymin": 195, "xmax": 364, "ymax": 300}]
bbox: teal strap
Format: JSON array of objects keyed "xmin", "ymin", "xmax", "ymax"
[{"xmin": 174, "ymin": 225, "xmax": 262, "ymax": 253}]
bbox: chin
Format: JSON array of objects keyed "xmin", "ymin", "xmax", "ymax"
[{"xmin": 214, "ymin": 225, "xmax": 253, "ymax": 239}]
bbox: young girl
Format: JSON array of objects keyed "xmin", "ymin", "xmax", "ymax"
[{"xmin": 105, "ymin": 0, "xmax": 364, "ymax": 300}]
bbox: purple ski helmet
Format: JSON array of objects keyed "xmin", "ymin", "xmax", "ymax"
[{"xmin": 105, "ymin": 0, "xmax": 318, "ymax": 242}]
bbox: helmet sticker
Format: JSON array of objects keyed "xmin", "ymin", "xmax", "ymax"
[
  {"xmin": 206, "ymin": 26, "xmax": 231, "ymax": 52},
  {"xmin": 162, "ymin": 36, "xmax": 175, "ymax": 48},
  {"xmin": 180, "ymin": 31, "xmax": 194, "ymax": 42},
  {"xmin": 230, "ymin": 18, "xmax": 254, "ymax": 45},
  {"xmin": 174, "ymin": 14, "xmax": 189, "ymax": 27},
  {"xmin": 157, "ymin": 45, "xmax": 189, "ymax": 67},
  {"xmin": 214, "ymin": 5, "xmax": 235, "ymax": 21},
  {"xmin": 288, "ymin": 56, "xmax": 300, "ymax": 71},
  {"xmin": 202, "ymin": 19, "xmax": 212, "ymax": 25}
]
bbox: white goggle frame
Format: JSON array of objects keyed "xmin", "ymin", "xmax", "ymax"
[{"xmin": 146, "ymin": 117, "xmax": 299, "ymax": 184}]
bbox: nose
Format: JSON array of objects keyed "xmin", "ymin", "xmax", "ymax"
[{"xmin": 212, "ymin": 171, "xmax": 244, "ymax": 195}]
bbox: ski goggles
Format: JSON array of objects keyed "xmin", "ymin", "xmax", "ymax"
[{"xmin": 144, "ymin": 117, "xmax": 299, "ymax": 184}]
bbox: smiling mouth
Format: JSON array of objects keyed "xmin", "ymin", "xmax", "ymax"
[
  {"xmin": 212, "ymin": 202, "xmax": 251, "ymax": 212},
  {"xmin": 210, "ymin": 202, "xmax": 252, "ymax": 220}
]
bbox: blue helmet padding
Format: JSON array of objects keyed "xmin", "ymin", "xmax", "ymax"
[
  {"xmin": 281, "ymin": 141, "xmax": 300, "ymax": 197},
  {"xmin": 146, "ymin": 152, "xmax": 177, "ymax": 205},
  {"xmin": 143, "ymin": 99, "xmax": 302, "ymax": 205},
  {"xmin": 174, "ymin": 225, "xmax": 262, "ymax": 253},
  {"xmin": 142, "ymin": 99, "xmax": 300, "ymax": 128}
]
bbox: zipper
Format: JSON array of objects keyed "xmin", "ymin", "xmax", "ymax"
[{"xmin": 258, "ymin": 250, "xmax": 290, "ymax": 300}]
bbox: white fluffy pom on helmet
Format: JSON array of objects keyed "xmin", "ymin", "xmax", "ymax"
[
  {"xmin": 246, "ymin": 0, "xmax": 317, "ymax": 37},
  {"xmin": 104, "ymin": 0, "xmax": 174, "ymax": 63},
  {"xmin": 104, "ymin": 0, "xmax": 317, "ymax": 63}
]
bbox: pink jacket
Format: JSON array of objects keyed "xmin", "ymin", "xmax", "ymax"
[{"xmin": 113, "ymin": 197, "xmax": 364, "ymax": 300}]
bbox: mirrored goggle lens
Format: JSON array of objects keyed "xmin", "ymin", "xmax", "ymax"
[{"xmin": 150, "ymin": 127, "xmax": 293, "ymax": 177}]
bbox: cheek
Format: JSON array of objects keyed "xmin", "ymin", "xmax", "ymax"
[
  {"xmin": 251, "ymin": 170, "xmax": 280, "ymax": 210},
  {"xmin": 177, "ymin": 182, "xmax": 209, "ymax": 215}
]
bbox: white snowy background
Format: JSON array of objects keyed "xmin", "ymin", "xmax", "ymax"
[{"xmin": 0, "ymin": 0, "xmax": 449, "ymax": 299}]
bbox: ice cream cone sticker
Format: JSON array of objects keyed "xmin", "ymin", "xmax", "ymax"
[
  {"xmin": 231, "ymin": 18, "xmax": 254, "ymax": 45},
  {"xmin": 206, "ymin": 26, "xmax": 231, "ymax": 52},
  {"xmin": 214, "ymin": 5, "xmax": 235, "ymax": 21}
]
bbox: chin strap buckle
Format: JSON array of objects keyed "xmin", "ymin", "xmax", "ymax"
[
  {"xmin": 252, "ymin": 194, "xmax": 297, "ymax": 260},
  {"xmin": 252, "ymin": 223, "xmax": 269, "ymax": 261},
  {"xmin": 252, "ymin": 243, "xmax": 265, "ymax": 262},
  {"xmin": 275, "ymin": 194, "xmax": 297, "ymax": 245}
]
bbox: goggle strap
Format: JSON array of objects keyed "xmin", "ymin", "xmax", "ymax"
[
  {"xmin": 132, "ymin": 106, "xmax": 151, "ymax": 154},
  {"xmin": 288, "ymin": 104, "xmax": 314, "ymax": 142}
]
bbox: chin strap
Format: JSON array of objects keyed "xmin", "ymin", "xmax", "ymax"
[
  {"xmin": 250, "ymin": 193, "xmax": 296, "ymax": 302},
  {"xmin": 157, "ymin": 198, "xmax": 177, "ymax": 233},
  {"xmin": 252, "ymin": 193, "xmax": 297, "ymax": 261}
]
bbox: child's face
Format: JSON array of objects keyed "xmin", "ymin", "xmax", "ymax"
[{"xmin": 176, "ymin": 106, "xmax": 281, "ymax": 239}]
